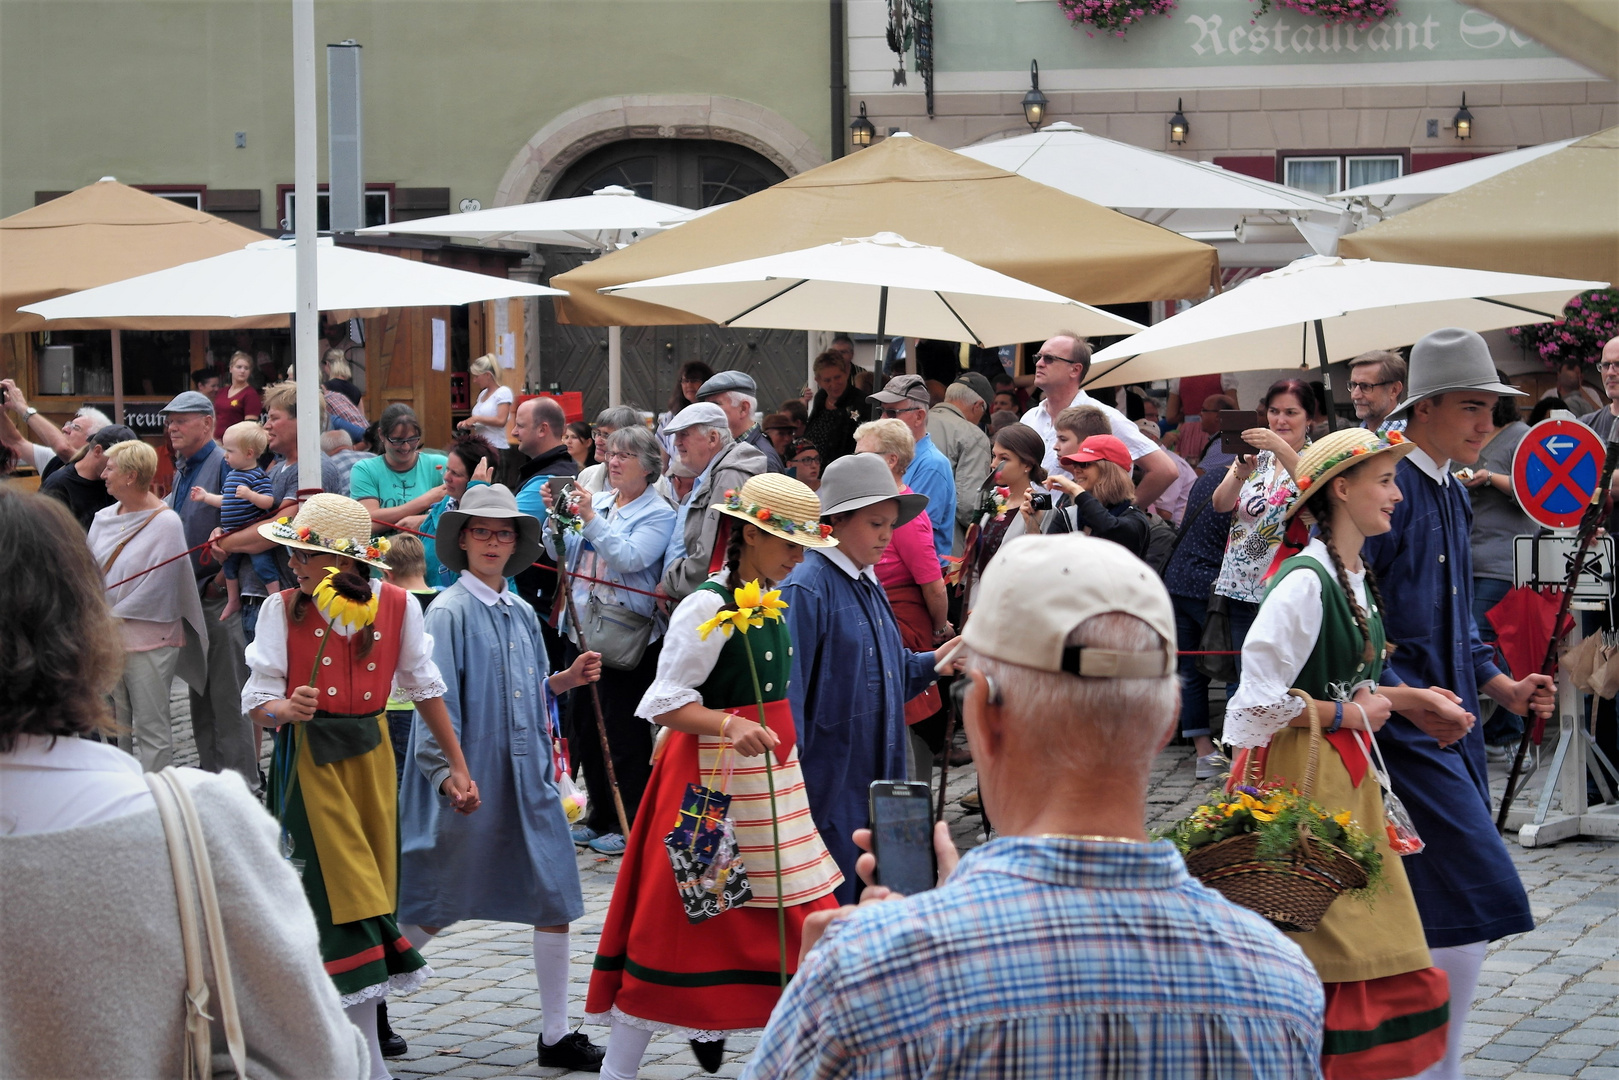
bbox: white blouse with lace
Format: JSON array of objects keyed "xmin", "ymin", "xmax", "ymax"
[
  {"xmin": 1224, "ymin": 539, "xmax": 1372, "ymax": 749},
  {"xmin": 240, "ymin": 580, "xmax": 447, "ymax": 714}
]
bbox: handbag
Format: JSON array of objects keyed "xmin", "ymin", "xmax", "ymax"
[
  {"xmin": 663, "ymin": 749, "xmax": 752, "ymax": 923},
  {"xmin": 145, "ymin": 768, "xmax": 248, "ymax": 1080},
  {"xmin": 582, "ymin": 593, "xmax": 655, "ymax": 671},
  {"xmin": 1196, "ymin": 589, "xmax": 1240, "ymax": 683}
]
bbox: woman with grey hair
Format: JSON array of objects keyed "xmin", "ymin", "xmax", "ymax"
[
  {"xmin": 544, "ymin": 424, "xmax": 676, "ymax": 855},
  {"xmin": 576, "ymin": 406, "xmax": 642, "ymax": 493}
]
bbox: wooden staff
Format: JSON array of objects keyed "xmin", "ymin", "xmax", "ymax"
[
  {"xmin": 935, "ymin": 522, "xmax": 984, "ymax": 824},
  {"xmin": 554, "ymin": 555, "xmax": 632, "ymax": 840}
]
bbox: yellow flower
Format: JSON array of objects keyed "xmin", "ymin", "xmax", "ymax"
[
  {"xmin": 696, "ymin": 608, "xmax": 762, "ymax": 641},
  {"xmin": 313, "ymin": 566, "xmax": 379, "ymax": 635},
  {"xmin": 757, "ymin": 587, "xmax": 788, "ymax": 622},
  {"xmin": 1334, "ymin": 810, "xmax": 1353, "ymax": 827},
  {"xmin": 734, "ymin": 580, "xmax": 763, "ymax": 611}
]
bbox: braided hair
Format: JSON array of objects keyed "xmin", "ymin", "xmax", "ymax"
[{"xmin": 722, "ymin": 519, "xmax": 747, "ymax": 594}]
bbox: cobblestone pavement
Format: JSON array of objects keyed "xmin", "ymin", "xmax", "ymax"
[{"xmin": 165, "ymin": 685, "xmax": 1617, "ymax": 1079}]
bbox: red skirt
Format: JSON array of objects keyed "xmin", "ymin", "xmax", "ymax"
[
  {"xmin": 585, "ymin": 702, "xmax": 840, "ymax": 1034},
  {"xmin": 1322, "ymin": 966, "xmax": 1450, "ymax": 1080}
]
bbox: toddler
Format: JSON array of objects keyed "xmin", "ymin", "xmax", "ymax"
[{"xmin": 189, "ymin": 420, "xmax": 278, "ymax": 620}]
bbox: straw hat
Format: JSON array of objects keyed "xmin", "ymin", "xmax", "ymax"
[
  {"xmin": 259, "ymin": 492, "xmax": 392, "ymax": 569},
  {"xmin": 712, "ymin": 473, "xmax": 839, "ymax": 548},
  {"xmin": 1285, "ymin": 428, "xmax": 1414, "ymax": 521},
  {"xmin": 436, "ymin": 484, "xmax": 542, "ymax": 577}
]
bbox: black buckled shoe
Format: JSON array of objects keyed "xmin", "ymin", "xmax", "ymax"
[
  {"xmin": 690, "ymin": 1038, "xmax": 726, "ymax": 1073},
  {"xmin": 377, "ymin": 1000, "xmax": 407, "ymax": 1058},
  {"xmin": 538, "ymin": 1030, "xmax": 605, "ymax": 1072}
]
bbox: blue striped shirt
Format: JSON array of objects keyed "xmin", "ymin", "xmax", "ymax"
[{"xmin": 743, "ymin": 836, "xmax": 1324, "ymax": 1080}]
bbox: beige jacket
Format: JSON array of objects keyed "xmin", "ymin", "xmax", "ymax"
[{"xmin": 927, "ymin": 402, "xmax": 993, "ymax": 556}]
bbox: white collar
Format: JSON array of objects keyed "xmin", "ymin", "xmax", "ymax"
[
  {"xmin": 0, "ymin": 733, "xmax": 145, "ymax": 774},
  {"xmin": 460, "ymin": 570, "xmax": 516, "ymax": 607},
  {"xmin": 822, "ymin": 544, "xmax": 881, "ymax": 584},
  {"xmin": 1405, "ymin": 443, "xmax": 1451, "ymax": 486}
]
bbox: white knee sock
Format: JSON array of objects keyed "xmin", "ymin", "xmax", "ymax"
[
  {"xmin": 344, "ymin": 999, "xmax": 392, "ymax": 1080},
  {"xmin": 1414, "ymin": 940, "xmax": 1488, "ymax": 1080},
  {"xmin": 601, "ymin": 1016, "xmax": 654, "ymax": 1080},
  {"xmin": 534, "ymin": 929, "xmax": 572, "ymax": 1045},
  {"xmin": 400, "ymin": 923, "xmax": 436, "ymax": 953}
]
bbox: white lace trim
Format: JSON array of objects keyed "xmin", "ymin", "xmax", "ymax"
[
  {"xmin": 242, "ymin": 688, "xmax": 279, "ymax": 713},
  {"xmin": 337, "ymin": 965, "xmax": 433, "ymax": 1008},
  {"xmin": 390, "ymin": 676, "xmax": 447, "ymax": 703},
  {"xmin": 1223, "ymin": 697, "xmax": 1307, "ymax": 750},
  {"xmin": 583, "ymin": 1004, "xmax": 760, "ymax": 1042},
  {"xmin": 637, "ymin": 684, "xmax": 703, "ymax": 719}
]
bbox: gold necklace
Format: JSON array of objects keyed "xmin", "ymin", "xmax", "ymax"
[{"xmin": 1037, "ymin": 833, "xmax": 1148, "ymax": 845}]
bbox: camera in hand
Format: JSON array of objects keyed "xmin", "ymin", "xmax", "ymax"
[{"xmin": 1027, "ymin": 490, "xmax": 1052, "ymax": 512}]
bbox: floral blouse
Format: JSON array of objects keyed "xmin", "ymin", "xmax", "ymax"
[{"xmin": 1212, "ymin": 449, "xmax": 1302, "ymax": 605}]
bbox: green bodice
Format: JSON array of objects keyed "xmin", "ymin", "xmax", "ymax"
[
  {"xmin": 694, "ymin": 579, "xmax": 792, "ymax": 709},
  {"xmin": 1271, "ymin": 555, "xmax": 1385, "ymax": 701}
]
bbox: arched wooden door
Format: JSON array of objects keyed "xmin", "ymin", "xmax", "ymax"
[{"xmin": 536, "ymin": 139, "xmax": 807, "ymax": 419}]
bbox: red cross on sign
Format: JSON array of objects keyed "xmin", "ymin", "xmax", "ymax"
[{"xmin": 1511, "ymin": 419, "xmax": 1607, "ymax": 530}]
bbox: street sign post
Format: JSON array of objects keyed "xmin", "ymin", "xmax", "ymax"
[
  {"xmin": 1511, "ymin": 418, "xmax": 1605, "ymax": 530},
  {"xmin": 1513, "ymin": 534, "xmax": 1618, "ymax": 602}
]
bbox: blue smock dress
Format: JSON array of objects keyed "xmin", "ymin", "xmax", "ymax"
[
  {"xmin": 397, "ymin": 576, "xmax": 585, "ymax": 928},
  {"xmin": 1363, "ymin": 456, "xmax": 1533, "ymax": 948},
  {"xmin": 781, "ymin": 548, "xmax": 939, "ymax": 902}
]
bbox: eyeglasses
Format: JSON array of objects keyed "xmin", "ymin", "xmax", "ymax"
[
  {"xmin": 948, "ymin": 671, "xmax": 1002, "ymax": 713},
  {"xmin": 880, "ymin": 405, "xmax": 922, "ymax": 418},
  {"xmin": 466, "ymin": 526, "xmax": 518, "ymax": 542},
  {"xmin": 1345, "ymin": 380, "xmax": 1393, "ymax": 393},
  {"xmin": 605, "ymin": 451, "xmax": 638, "ymax": 463},
  {"xmin": 1033, "ymin": 352, "xmax": 1079, "ymax": 365},
  {"xmin": 289, "ymin": 550, "xmax": 334, "ymax": 565},
  {"xmin": 385, "ymin": 435, "xmax": 422, "ymax": 448},
  {"xmin": 1599, "ymin": 362, "xmax": 1619, "ymax": 373},
  {"xmin": 791, "ymin": 454, "xmax": 821, "ymax": 465}
]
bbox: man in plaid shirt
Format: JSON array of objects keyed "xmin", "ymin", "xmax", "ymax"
[{"xmin": 745, "ymin": 536, "xmax": 1324, "ymax": 1080}]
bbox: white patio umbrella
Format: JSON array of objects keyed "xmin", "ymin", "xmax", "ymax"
[
  {"xmin": 1333, "ymin": 138, "xmax": 1580, "ymax": 219},
  {"xmin": 19, "ymin": 237, "xmax": 562, "ymax": 321},
  {"xmin": 1085, "ymin": 255, "xmax": 1606, "ymax": 426},
  {"xmin": 361, "ymin": 185, "xmax": 697, "ymax": 407},
  {"xmin": 957, "ymin": 122, "xmax": 1346, "ymax": 265},
  {"xmin": 600, "ymin": 232, "xmax": 1145, "ymax": 364}
]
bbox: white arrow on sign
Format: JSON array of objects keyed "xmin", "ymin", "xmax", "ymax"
[{"xmin": 1546, "ymin": 437, "xmax": 1576, "ymax": 455}]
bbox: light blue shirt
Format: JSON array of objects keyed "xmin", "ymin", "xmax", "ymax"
[
  {"xmin": 546, "ymin": 486, "xmax": 676, "ymax": 632},
  {"xmin": 902, "ymin": 434, "xmax": 955, "ymax": 562},
  {"xmin": 662, "ymin": 458, "xmax": 715, "ymax": 571}
]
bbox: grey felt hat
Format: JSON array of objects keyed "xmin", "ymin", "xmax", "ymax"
[
  {"xmin": 159, "ymin": 390, "xmax": 215, "ymax": 416},
  {"xmin": 436, "ymin": 484, "xmax": 542, "ymax": 578},
  {"xmin": 1387, "ymin": 327, "xmax": 1526, "ymax": 419},
  {"xmin": 817, "ymin": 452, "xmax": 928, "ymax": 527},
  {"xmin": 869, "ymin": 373, "xmax": 930, "ymax": 407},
  {"xmin": 696, "ymin": 370, "xmax": 757, "ymax": 399},
  {"xmin": 662, "ymin": 401, "xmax": 730, "ymax": 434}
]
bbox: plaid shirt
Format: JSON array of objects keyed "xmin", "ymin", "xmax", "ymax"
[{"xmin": 742, "ymin": 836, "xmax": 1324, "ymax": 1080}]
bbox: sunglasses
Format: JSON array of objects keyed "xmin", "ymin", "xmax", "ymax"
[
  {"xmin": 466, "ymin": 526, "xmax": 517, "ymax": 543},
  {"xmin": 1033, "ymin": 352, "xmax": 1079, "ymax": 365},
  {"xmin": 880, "ymin": 405, "xmax": 922, "ymax": 418}
]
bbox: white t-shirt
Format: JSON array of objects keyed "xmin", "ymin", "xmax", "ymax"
[
  {"xmin": 1022, "ymin": 390, "xmax": 1158, "ymax": 478},
  {"xmin": 470, "ymin": 384, "xmax": 514, "ymax": 449},
  {"xmin": 31, "ymin": 442, "xmax": 56, "ymax": 474}
]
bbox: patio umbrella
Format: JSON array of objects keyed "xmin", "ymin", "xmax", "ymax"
[
  {"xmin": 551, "ymin": 133, "xmax": 1219, "ymax": 328},
  {"xmin": 1332, "ymin": 138, "xmax": 1580, "ymax": 219},
  {"xmin": 956, "ymin": 122, "xmax": 1346, "ymax": 265},
  {"xmin": 362, "ymin": 185, "xmax": 697, "ymax": 406},
  {"xmin": 603, "ymin": 232, "xmax": 1145, "ymax": 364},
  {"xmin": 1339, "ymin": 127, "xmax": 1619, "ymax": 285},
  {"xmin": 1084, "ymin": 256, "xmax": 1606, "ymax": 424},
  {"xmin": 21, "ymin": 237, "xmax": 562, "ymax": 321}
]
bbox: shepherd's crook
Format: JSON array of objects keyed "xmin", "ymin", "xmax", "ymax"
[{"xmin": 555, "ymin": 560, "xmax": 633, "ymax": 840}]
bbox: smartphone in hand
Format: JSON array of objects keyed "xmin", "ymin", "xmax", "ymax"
[
  {"xmin": 1219, "ymin": 410, "xmax": 1263, "ymax": 456},
  {"xmin": 868, "ymin": 781, "xmax": 937, "ymax": 896}
]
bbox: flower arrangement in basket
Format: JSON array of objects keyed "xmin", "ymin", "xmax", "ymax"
[
  {"xmin": 1056, "ymin": 0, "xmax": 1176, "ymax": 39},
  {"xmin": 1162, "ymin": 717, "xmax": 1383, "ymax": 933},
  {"xmin": 1249, "ymin": 0, "xmax": 1397, "ymax": 29},
  {"xmin": 1508, "ymin": 290, "xmax": 1618, "ymax": 367}
]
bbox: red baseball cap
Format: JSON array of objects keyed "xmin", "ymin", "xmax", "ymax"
[{"xmin": 1060, "ymin": 434, "xmax": 1132, "ymax": 471}]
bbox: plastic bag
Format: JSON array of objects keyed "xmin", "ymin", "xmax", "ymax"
[
  {"xmin": 1356, "ymin": 728, "xmax": 1425, "ymax": 856},
  {"xmin": 557, "ymin": 770, "xmax": 588, "ymax": 825}
]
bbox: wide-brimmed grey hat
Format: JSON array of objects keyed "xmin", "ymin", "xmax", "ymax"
[
  {"xmin": 818, "ymin": 452, "xmax": 928, "ymax": 527},
  {"xmin": 436, "ymin": 484, "xmax": 542, "ymax": 578},
  {"xmin": 663, "ymin": 401, "xmax": 730, "ymax": 434},
  {"xmin": 697, "ymin": 370, "xmax": 757, "ymax": 400},
  {"xmin": 159, "ymin": 390, "xmax": 215, "ymax": 416},
  {"xmin": 1387, "ymin": 327, "xmax": 1526, "ymax": 419}
]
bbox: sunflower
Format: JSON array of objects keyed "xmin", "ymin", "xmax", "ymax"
[{"xmin": 313, "ymin": 566, "xmax": 379, "ymax": 635}]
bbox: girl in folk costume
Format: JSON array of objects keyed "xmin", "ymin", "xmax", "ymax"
[
  {"xmin": 397, "ymin": 484, "xmax": 607, "ymax": 1073},
  {"xmin": 243, "ymin": 494, "xmax": 478, "ymax": 1080},
  {"xmin": 1225, "ymin": 429, "xmax": 1458, "ymax": 1079},
  {"xmin": 588, "ymin": 474, "xmax": 845, "ymax": 1080}
]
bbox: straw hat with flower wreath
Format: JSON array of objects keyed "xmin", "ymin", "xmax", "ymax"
[
  {"xmin": 713, "ymin": 473, "xmax": 839, "ymax": 548},
  {"xmin": 260, "ymin": 492, "xmax": 392, "ymax": 570},
  {"xmin": 1285, "ymin": 427, "xmax": 1414, "ymax": 522}
]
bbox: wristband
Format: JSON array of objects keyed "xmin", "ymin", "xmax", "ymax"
[{"xmin": 1329, "ymin": 700, "xmax": 1344, "ymax": 734}]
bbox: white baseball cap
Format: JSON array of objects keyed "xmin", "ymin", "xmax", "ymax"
[{"xmin": 963, "ymin": 534, "xmax": 1176, "ymax": 678}]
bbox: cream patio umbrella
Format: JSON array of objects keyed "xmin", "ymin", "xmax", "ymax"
[
  {"xmin": 551, "ymin": 133, "xmax": 1220, "ymax": 329},
  {"xmin": 1084, "ymin": 256, "xmax": 1606, "ymax": 427},
  {"xmin": 1332, "ymin": 138, "xmax": 1580, "ymax": 220},
  {"xmin": 1338, "ymin": 127, "xmax": 1619, "ymax": 286},
  {"xmin": 602, "ymin": 232, "xmax": 1145, "ymax": 366}
]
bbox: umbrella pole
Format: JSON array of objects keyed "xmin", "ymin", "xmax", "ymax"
[
  {"xmin": 1497, "ymin": 426, "xmax": 1619, "ymax": 829},
  {"xmin": 608, "ymin": 325, "xmax": 622, "ymax": 408},
  {"xmin": 875, "ymin": 285, "xmax": 888, "ymax": 373},
  {"xmin": 1314, "ymin": 319, "xmax": 1339, "ymax": 432},
  {"xmin": 291, "ymin": 0, "xmax": 322, "ymax": 493},
  {"xmin": 110, "ymin": 329, "xmax": 125, "ymax": 425}
]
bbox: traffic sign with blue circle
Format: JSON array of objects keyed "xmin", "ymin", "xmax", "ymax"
[{"xmin": 1512, "ymin": 418, "xmax": 1606, "ymax": 530}]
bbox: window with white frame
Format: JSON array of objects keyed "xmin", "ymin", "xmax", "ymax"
[
  {"xmin": 1284, "ymin": 154, "xmax": 1404, "ymax": 195},
  {"xmin": 280, "ymin": 188, "xmax": 390, "ymax": 232}
]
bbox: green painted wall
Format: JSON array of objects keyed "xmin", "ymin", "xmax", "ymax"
[{"xmin": 0, "ymin": 0, "xmax": 833, "ymax": 219}]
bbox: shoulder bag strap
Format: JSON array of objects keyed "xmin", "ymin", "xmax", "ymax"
[
  {"xmin": 145, "ymin": 771, "xmax": 213, "ymax": 1080},
  {"xmin": 100, "ymin": 507, "xmax": 165, "ymax": 577}
]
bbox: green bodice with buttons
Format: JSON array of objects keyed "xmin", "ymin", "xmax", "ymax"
[
  {"xmin": 694, "ymin": 579, "xmax": 792, "ymax": 708},
  {"xmin": 1271, "ymin": 556, "xmax": 1385, "ymax": 701}
]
